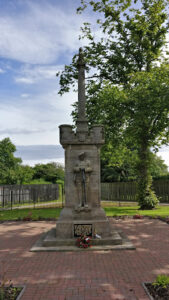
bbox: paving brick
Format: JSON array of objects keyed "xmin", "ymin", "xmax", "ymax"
[{"xmin": 0, "ymin": 219, "xmax": 169, "ymax": 299}]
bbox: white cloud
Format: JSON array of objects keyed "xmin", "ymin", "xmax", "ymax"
[
  {"xmin": 0, "ymin": 2, "xmax": 84, "ymax": 64},
  {"xmin": 0, "ymin": 87, "xmax": 76, "ymax": 145},
  {"xmin": 0, "ymin": 68, "xmax": 5, "ymax": 73},
  {"xmin": 15, "ymin": 64, "xmax": 62, "ymax": 84},
  {"xmin": 16, "ymin": 77, "xmax": 35, "ymax": 84},
  {"xmin": 21, "ymin": 93, "xmax": 30, "ymax": 98}
]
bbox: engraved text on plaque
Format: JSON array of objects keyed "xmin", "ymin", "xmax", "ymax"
[{"xmin": 74, "ymin": 224, "xmax": 92, "ymax": 237}]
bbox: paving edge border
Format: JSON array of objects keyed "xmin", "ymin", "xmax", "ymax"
[
  {"xmin": 142, "ymin": 283, "xmax": 154, "ymax": 300},
  {"xmin": 30, "ymin": 229, "xmax": 135, "ymax": 252}
]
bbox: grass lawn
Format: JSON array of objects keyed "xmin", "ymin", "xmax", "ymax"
[
  {"xmin": 0, "ymin": 207, "xmax": 62, "ymax": 221},
  {"xmin": 0, "ymin": 203, "xmax": 169, "ymax": 221},
  {"xmin": 104, "ymin": 206, "xmax": 169, "ymax": 217}
]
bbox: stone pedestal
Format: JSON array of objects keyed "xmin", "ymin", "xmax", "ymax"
[{"xmin": 40, "ymin": 123, "xmax": 123, "ymax": 247}]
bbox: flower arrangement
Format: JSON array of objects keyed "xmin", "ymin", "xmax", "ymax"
[
  {"xmin": 76, "ymin": 235, "xmax": 91, "ymax": 248},
  {"xmin": 23, "ymin": 211, "xmax": 32, "ymax": 221},
  {"xmin": 133, "ymin": 214, "xmax": 143, "ymax": 219}
]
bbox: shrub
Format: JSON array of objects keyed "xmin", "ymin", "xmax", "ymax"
[{"xmin": 153, "ymin": 275, "xmax": 169, "ymax": 289}]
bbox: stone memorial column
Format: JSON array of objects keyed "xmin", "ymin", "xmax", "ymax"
[{"xmin": 55, "ymin": 48, "xmax": 114, "ymax": 239}]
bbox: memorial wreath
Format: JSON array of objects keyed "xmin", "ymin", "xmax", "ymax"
[{"xmin": 76, "ymin": 235, "xmax": 92, "ymax": 248}]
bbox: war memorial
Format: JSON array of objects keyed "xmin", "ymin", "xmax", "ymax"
[{"xmin": 31, "ymin": 48, "xmax": 134, "ymax": 251}]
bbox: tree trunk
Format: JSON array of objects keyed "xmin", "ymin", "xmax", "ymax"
[{"xmin": 137, "ymin": 142, "xmax": 158, "ymax": 209}]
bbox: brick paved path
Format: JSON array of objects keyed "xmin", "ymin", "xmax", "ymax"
[{"xmin": 0, "ymin": 218, "xmax": 169, "ymax": 300}]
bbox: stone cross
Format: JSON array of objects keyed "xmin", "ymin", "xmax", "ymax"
[
  {"xmin": 76, "ymin": 48, "xmax": 88, "ymax": 132},
  {"xmin": 34, "ymin": 47, "xmax": 123, "ymax": 251}
]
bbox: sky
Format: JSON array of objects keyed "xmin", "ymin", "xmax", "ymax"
[
  {"xmin": 0, "ymin": 0, "xmax": 169, "ymax": 167},
  {"xmin": 0, "ymin": 0, "xmax": 87, "ymax": 165}
]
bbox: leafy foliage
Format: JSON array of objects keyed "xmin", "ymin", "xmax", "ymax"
[
  {"xmin": 149, "ymin": 155, "xmax": 168, "ymax": 179},
  {"xmin": 57, "ymin": 0, "xmax": 169, "ymax": 209},
  {"xmin": 17, "ymin": 165, "xmax": 34, "ymax": 184},
  {"xmin": 101, "ymin": 152, "xmax": 168, "ymax": 182},
  {"xmin": 33, "ymin": 162, "xmax": 64, "ymax": 183},
  {"xmin": 86, "ymin": 66, "xmax": 169, "ymax": 182},
  {"xmin": 125, "ymin": 66, "xmax": 169, "ymax": 149},
  {"xmin": 125, "ymin": 65, "xmax": 169, "ymax": 208},
  {"xmin": 0, "ymin": 138, "xmax": 65, "ymax": 185},
  {"xmin": 0, "ymin": 138, "xmax": 22, "ymax": 184},
  {"xmin": 153, "ymin": 275, "xmax": 169, "ymax": 289},
  {"xmin": 57, "ymin": 0, "xmax": 169, "ymax": 94}
]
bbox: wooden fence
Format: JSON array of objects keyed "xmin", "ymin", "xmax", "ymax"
[
  {"xmin": 101, "ymin": 180, "xmax": 169, "ymax": 203},
  {"xmin": 0, "ymin": 184, "xmax": 59, "ymax": 208}
]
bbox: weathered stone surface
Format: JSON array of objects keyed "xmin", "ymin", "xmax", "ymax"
[
  {"xmin": 59, "ymin": 125, "xmax": 104, "ymax": 145},
  {"xmin": 77, "ymin": 48, "xmax": 87, "ymax": 124},
  {"xmin": 31, "ymin": 224, "xmax": 135, "ymax": 252},
  {"xmin": 40, "ymin": 48, "xmax": 122, "ymax": 249},
  {"xmin": 42, "ymin": 227, "xmax": 124, "ymax": 247}
]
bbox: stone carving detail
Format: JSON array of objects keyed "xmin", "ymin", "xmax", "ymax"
[
  {"xmin": 74, "ymin": 224, "xmax": 92, "ymax": 237},
  {"xmin": 74, "ymin": 152, "xmax": 92, "ymax": 210}
]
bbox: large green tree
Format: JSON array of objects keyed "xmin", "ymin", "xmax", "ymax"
[
  {"xmin": 0, "ymin": 138, "xmax": 22, "ymax": 184},
  {"xmin": 58, "ymin": 0, "xmax": 169, "ymax": 94},
  {"xmin": 87, "ymin": 64, "xmax": 169, "ymax": 207},
  {"xmin": 124, "ymin": 65, "xmax": 169, "ymax": 208},
  {"xmin": 57, "ymin": 0, "xmax": 169, "ymax": 209}
]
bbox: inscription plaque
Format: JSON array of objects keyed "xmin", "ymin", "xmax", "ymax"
[{"xmin": 74, "ymin": 224, "xmax": 92, "ymax": 237}]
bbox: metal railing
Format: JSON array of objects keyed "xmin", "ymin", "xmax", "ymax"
[{"xmin": 0, "ymin": 184, "xmax": 60, "ymax": 210}]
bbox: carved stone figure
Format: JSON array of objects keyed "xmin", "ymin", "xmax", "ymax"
[{"xmin": 74, "ymin": 152, "xmax": 92, "ymax": 209}]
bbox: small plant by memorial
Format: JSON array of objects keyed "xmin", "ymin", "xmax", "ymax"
[
  {"xmin": 153, "ymin": 275, "xmax": 169, "ymax": 288},
  {"xmin": 0, "ymin": 262, "xmax": 23, "ymax": 300},
  {"xmin": 76, "ymin": 235, "xmax": 91, "ymax": 248},
  {"xmin": 0, "ymin": 281, "xmax": 22, "ymax": 300},
  {"xmin": 144, "ymin": 275, "xmax": 169, "ymax": 300}
]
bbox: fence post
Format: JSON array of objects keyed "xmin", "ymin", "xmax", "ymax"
[
  {"xmin": 19, "ymin": 186, "xmax": 21, "ymax": 204},
  {"xmin": 10, "ymin": 190, "xmax": 13, "ymax": 210},
  {"xmin": 2, "ymin": 187, "xmax": 4, "ymax": 208},
  {"xmin": 33, "ymin": 188, "xmax": 36, "ymax": 209}
]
